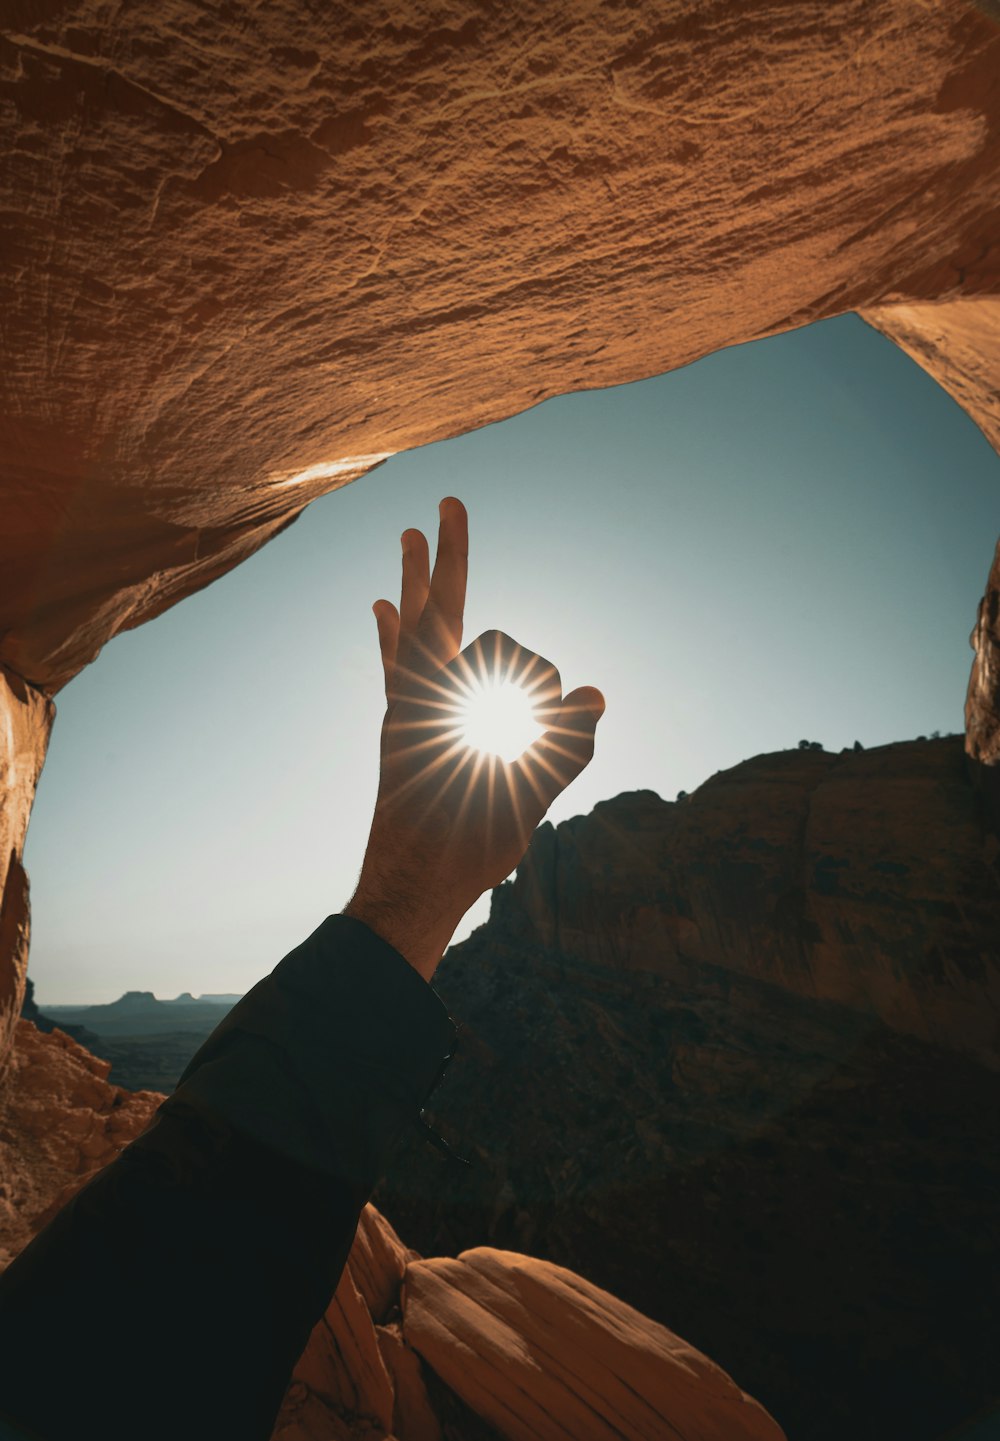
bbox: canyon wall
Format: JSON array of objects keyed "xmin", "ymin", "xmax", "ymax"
[
  {"xmin": 500, "ymin": 737, "xmax": 1000, "ymax": 1066},
  {"xmin": 0, "ymin": 668, "xmax": 53, "ymax": 1068}
]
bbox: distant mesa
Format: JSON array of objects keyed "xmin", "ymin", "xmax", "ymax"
[{"xmin": 24, "ymin": 987, "xmax": 244, "ymax": 1040}]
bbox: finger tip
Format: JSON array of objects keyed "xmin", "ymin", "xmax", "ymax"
[{"xmin": 569, "ymin": 685, "xmax": 605, "ymax": 722}]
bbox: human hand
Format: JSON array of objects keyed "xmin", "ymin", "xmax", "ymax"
[{"xmin": 344, "ymin": 497, "xmax": 604, "ymax": 981}]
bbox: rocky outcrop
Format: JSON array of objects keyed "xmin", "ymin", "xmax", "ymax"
[
  {"xmin": 279, "ymin": 1208, "xmax": 786, "ymax": 1440},
  {"xmin": 401, "ymin": 1248, "xmax": 784, "ymax": 1441},
  {"xmin": 965, "ymin": 534, "xmax": 1000, "ymax": 767},
  {"xmin": 0, "ymin": 667, "xmax": 53, "ymax": 1065},
  {"xmin": 373, "ymin": 740, "xmax": 1000, "ymax": 1441},
  {"xmin": 0, "ymin": 1019, "xmax": 784, "ymax": 1440},
  {"xmin": 18, "ymin": 976, "xmax": 103, "ymax": 1053},
  {"xmin": 1, "ymin": 1, "xmax": 999, "ymax": 694},
  {"xmin": 498, "ymin": 736, "xmax": 1000, "ymax": 1066},
  {"xmin": 0, "ymin": 1020, "xmax": 161, "ymax": 1269}
]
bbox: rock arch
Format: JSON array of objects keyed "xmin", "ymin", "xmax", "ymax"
[{"xmin": 1, "ymin": 0, "xmax": 999, "ymax": 1053}]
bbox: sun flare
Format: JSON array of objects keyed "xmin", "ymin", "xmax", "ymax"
[{"xmin": 457, "ymin": 678, "xmax": 543, "ymax": 762}]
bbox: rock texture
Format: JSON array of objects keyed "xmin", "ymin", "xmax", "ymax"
[
  {"xmin": 401, "ymin": 1247, "xmax": 784, "ymax": 1441},
  {"xmin": 279, "ymin": 1209, "xmax": 788, "ymax": 1440},
  {"xmin": 502, "ymin": 737, "xmax": 1000, "ymax": 1065},
  {"xmin": 0, "ymin": 1019, "xmax": 161, "ymax": 1269},
  {"xmin": 0, "ymin": 667, "xmax": 53, "ymax": 1066},
  {"xmin": 1, "ymin": 0, "xmax": 999, "ymax": 694},
  {"xmin": 966, "ymin": 533, "xmax": 1000, "ymax": 768},
  {"xmin": 373, "ymin": 739, "xmax": 1000, "ymax": 1441}
]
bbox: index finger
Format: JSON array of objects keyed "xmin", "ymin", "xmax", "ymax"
[{"xmin": 421, "ymin": 496, "xmax": 468, "ymax": 662}]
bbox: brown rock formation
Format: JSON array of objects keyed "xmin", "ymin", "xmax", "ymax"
[
  {"xmin": 503, "ymin": 736, "xmax": 1000, "ymax": 1066},
  {"xmin": 373, "ymin": 740, "xmax": 1000, "ymax": 1440},
  {"xmin": 280, "ymin": 1210, "xmax": 789, "ymax": 1439},
  {"xmin": 0, "ymin": 1020, "xmax": 162, "ymax": 1269},
  {"xmin": 401, "ymin": 1247, "xmax": 785, "ymax": 1441},
  {"xmin": 1, "ymin": 0, "xmax": 999, "ymax": 695},
  {"xmin": 0, "ymin": 670, "xmax": 53, "ymax": 1066},
  {"xmin": 966, "ymin": 535, "xmax": 1000, "ymax": 767}
]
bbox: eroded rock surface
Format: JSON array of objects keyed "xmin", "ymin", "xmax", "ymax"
[
  {"xmin": 0, "ymin": 1020, "xmax": 161, "ymax": 1269},
  {"xmin": 0, "ymin": 669, "xmax": 53, "ymax": 1062},
  {"xmin": 402, "ymin": 1247, "xmax": 785, "ymax": 1441},
  {"xmin": 1, "ymin": 0, "xmax": 998, "ymax": 691},
  {"xmin": 966, "ymin": 535, "xmax": 1000, "ymax": 766},
  {"xmin": 373, "ymin": 739, "xmax": 1000, "ymax": 1441}
]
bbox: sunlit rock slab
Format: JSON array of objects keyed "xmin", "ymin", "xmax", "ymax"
[
  {"xmin": 402, "ymin": 1246, "xmax": 786, "ymax": 1440},
  {"xmin": 1, "ymin": 0, "xmax": 999, "ymax": 688}
]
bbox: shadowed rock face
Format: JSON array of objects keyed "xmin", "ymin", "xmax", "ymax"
[
  {"xmin": 372, "ymin": 740, "xmax": 1000, "ymax": 1441},
  {"xmin": 500, "ymin": 737, "xmax": 1000, "ymax": 1066},
  {"xmin": 1, "ymin": 1, "xmax": 999, "ymax": 693}
]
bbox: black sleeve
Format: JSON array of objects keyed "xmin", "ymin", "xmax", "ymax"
[{"xmin": 0, "ymin": 915, "xmax": 459, "ymax": 1441}]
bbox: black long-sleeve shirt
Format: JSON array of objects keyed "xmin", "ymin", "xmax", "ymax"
[{"xmin": 0, "ymin": 914, "xmax": 460, "ymax": 1441}]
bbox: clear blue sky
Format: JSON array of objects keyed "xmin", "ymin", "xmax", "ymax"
[{"xmin": 25, "ymin": 314, "xmax": 999, "ymax": 1003}]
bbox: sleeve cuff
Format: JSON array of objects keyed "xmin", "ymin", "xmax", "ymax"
[{"xmin": 159, "ymin": 915, "xmax": 459, "ymax": 1187}]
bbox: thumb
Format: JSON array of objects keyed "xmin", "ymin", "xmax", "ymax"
[{"xmin": 525, "ymin": 685, "xmax": 605, "ymax": 808}]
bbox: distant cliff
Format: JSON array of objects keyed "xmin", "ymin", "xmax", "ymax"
[
  {"xmin": 374, "ymin": 737, "xmax": 1000, "ymax": 1441},
  {"xmin": 496, "ymin": 736, "xmax": 1000, "ymax": 1066}
]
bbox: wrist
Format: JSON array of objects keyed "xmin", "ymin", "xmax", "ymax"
[{"xmin": 343, "ymin": 880, "xmax": 467, "ymax": 983}]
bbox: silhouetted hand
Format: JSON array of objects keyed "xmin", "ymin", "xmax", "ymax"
[{"xmin": 344, "ymin": 497, "xmax": 604, "ymax": 981}]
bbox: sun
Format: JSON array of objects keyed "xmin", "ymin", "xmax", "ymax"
[{"xmin": 457, "ymin": 677, "xmax": 544, "ymax": 762}]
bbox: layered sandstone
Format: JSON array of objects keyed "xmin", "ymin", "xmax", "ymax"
[
  {"xmin": 401, "ymin": 1248, "xmax": 784, "ymax": 1441},
  {"xmin": 0, "ymin": 670, "xmax": 53, "ymax": 1066},
  {"xmin": 277, "ymin": 1212, "xmax": 788, "ymax": 1440},
  {"xmin": 0, "ymin": 1020, "xmax": 161, "ymax": 1269}
]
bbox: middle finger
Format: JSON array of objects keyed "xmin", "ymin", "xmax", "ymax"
[{"xmin": 400, "ymin": 528, "xmax": 430, "ymax": 635}]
